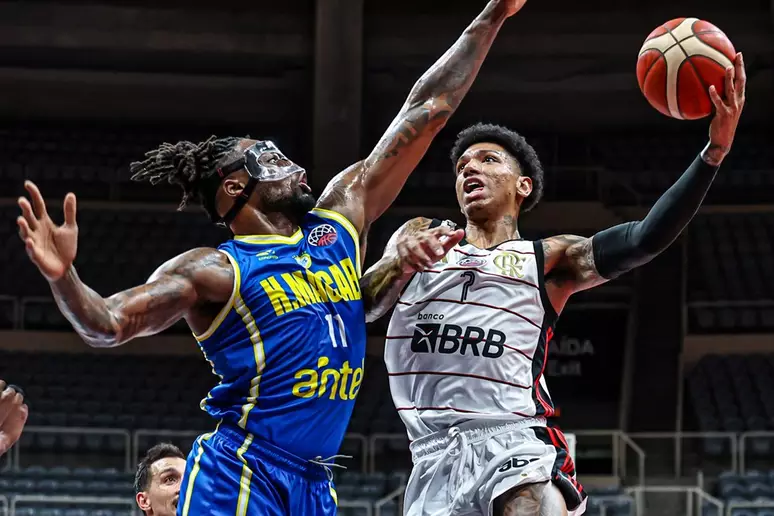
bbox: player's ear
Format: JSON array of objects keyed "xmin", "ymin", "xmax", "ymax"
[
  {"xmin": 222, "ymin": 171, "xmax": 247, "ymax": 197},
  {"xmin": 515, "ymin": 175, "xmax": 532, "ymax": 200},
  {"xmin": 136, "ymin": 492, "xmax": 151, "ymax": 512}
]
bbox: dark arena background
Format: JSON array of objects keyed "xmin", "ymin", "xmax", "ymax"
[{"xmin": 0, "ymin": 0, "xmax": 772, "ymax": 515}]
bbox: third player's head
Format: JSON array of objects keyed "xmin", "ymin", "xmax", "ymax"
[
  {"xmin": 450, "ymin": 123, "xmax": 544, "ymax": 226},
  {"xmin": 130, "ymin": 136, "xmax": 316, "ymax": 229},
  {"xmin": 134, "ymin": 443, "xmax": 187, "ymax": 516}
]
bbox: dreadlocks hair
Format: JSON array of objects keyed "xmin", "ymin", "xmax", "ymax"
[
  {"xmin": 450, "ymin": 123, "xmax": 545, "ymax": 213},
  {"xmin": 130, "ymin": 135, "xmax": 242, "ymax": 220}
]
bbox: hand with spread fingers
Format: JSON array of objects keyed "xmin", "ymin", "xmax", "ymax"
[
  {"xmin": 16, "ymin": 180, "xmax": 79, "ymax": 282},
  {"xmin": 0, "ymin": 381, "xmax": 28, "ymax": 457},
  {"xmin": 397, "ymin": 225, "xmax": 465, "ymax": 273},
  {"xmin": 704, "ymin": 52, "xmax": 746, "ymax": 166}
]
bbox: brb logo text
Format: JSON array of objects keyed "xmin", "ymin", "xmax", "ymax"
[{"xmin": 410, "ymin": 321, "xmax": 506, "ymax": 358}]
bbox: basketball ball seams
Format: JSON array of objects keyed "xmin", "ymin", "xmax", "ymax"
[
  {"xmin": 689, "ymin": 36, "xmax": 735, "ymax": 66},
  {"xmin": 663, "ymin": 23, "xmax": 691, "ymax": 118},
  {"xmin": 675, "ymin": 42, "xmax": 712, "ymax": 119},
  {"xmin": 639, "ymin": 49, "xmax": 665, "ymax": 86},
  {"xmin": 637, "ymin": 17, "xmax": 735, "ymax": 119}
]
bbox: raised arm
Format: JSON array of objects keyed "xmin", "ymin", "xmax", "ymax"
[
  {"xmin": 362, "ymin": 218, "xmax": 464, "ymax": 322},
  {"xmin": 16, "ymin": 181, "xmax": 234, "ymax": 347},
  {"xmin": 543, "ymin": 54, "xmax": 746, "ymax": 313},
  {"xmin": 317, "ymin": 0, "xmax": 526, "ymax": 233}
]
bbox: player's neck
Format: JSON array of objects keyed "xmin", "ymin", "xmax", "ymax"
[
  {"xmin": 464, "ymin": 212, "xmax": 521, "ymax": 249},
  {"xmin": 229, "ymin": 209, "xmax": 298, "ymax": 238}
]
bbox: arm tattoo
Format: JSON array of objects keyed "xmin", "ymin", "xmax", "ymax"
[
  {"xmin": 316, "ymin": 0, "xmax": 511, "ymax": 230},
  {"xmin": 370, "ymin": 1, "xmax": 509, "ymax": 166},
  {"xmin": 373, "ymin": 94, "xmax": 454, "ymax": 163},
  {"xmin": 543, "ymin": 235, "xmax": 604, "ymax": 291},
  {"xmin": 50, "ymin": 248, "xmax": 233, "ymax": 347},
  {"xmin": 701, "ymin": 142, "xmax": 729, "ymax": 167},
  {"xmin": 361, "ymin": 217, "xmax": 432, "ymax": 322}
]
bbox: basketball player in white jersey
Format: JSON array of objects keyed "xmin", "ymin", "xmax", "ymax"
[{"xmin": 360, "ymin": 54, "xmax": 746, "ymax": 516}]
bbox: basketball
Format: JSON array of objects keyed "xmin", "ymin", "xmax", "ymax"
[{"xmin": 637, "ymin": 18, "xmax": 736, "ymax": 120}]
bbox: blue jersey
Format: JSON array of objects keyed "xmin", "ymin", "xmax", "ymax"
[{"xmin": 193, "ymin": 208, "xmax": 366, "ymax": 460}]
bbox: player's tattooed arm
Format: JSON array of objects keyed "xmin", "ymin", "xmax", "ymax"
[
  {"xmin": 362, "ymin": 218, "xmax": 464, "ymax": 322},
  {"xmin": 50, "ymin": 248, "xmax": 234, "ymax": 347},
  {"xmin": 361, "ymin": 217, "xmax": 432, "ymax": 323},
  {"xmin": 542, "ymin": 235, "xmax": 605, "ymax": 313},
  {"xmin": 545, "ymin": 144, "xmax": 725, "ymax": 312},
  {"xmin": 317, "ymin": 0, "xmax": 526, "ymax": 233},
  {"xmin": 16, "ymin": 181, "xmax": 234, "ymax": 347}
]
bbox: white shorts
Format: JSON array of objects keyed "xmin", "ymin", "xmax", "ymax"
[{"xmin": 403, "ymin": 418, "xmax": 587, "ymax": 516}]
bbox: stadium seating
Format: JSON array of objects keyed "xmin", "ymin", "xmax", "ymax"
[
  {"xmin": 0, "ymin": 205, "xmax": 228, "ymax": 300},
  {"xmin": 0, "ymin": 350, "xmax": 213, "ymax": 460},
  {"xmin": 0, "ymin": 125, "xmax": 276, "ymax": 203},
  {"xmin": 688, "ymin": 354, "xmax": 774, "ymax": 459},
  {"xmin": 687, "ymin": 214, "xmax": 774, "ymax": 333},
  {"xmin": 591, "ymin": 132, "xmax": 774, "ymax": 205},
  {"xmin": 584, "ymin": 487, "xmax": 634, "ymax": 516},
  {"xmin": 714, "ymin": 470, "xmax": 774, "ymax": 516},
  {"xmin": 0, "ymin": 462, "xmax": 404, "ymax": 516},
  {"xmin": 0, "ymin": 466, "xmax": 135, "ymax": 515}
]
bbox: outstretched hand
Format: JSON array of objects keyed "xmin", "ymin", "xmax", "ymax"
[
  {"xmin": 704, "ymin": 52, "xmax": 746, "ymax": 165},
  {"xmin": 397, "ymin": 225, "xmax": 465, "ymax": 273},
  {"xmin": 17, "ymin": 181, "xmax": 79, "ymax": 282}
]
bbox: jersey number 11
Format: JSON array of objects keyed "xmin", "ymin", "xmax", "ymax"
[{"xmin": 325, "ymin": 313, "xmax": 348, "ymax": 348}]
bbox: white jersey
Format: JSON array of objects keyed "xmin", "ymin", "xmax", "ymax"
[{"xmin": 385, "ymin": 220, "xmax": 558, "ymax": 441}]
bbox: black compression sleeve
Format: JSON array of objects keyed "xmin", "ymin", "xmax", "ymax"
[{"xmin": 592, "ymin": 153, "xmax": 719, "ymax": 279}]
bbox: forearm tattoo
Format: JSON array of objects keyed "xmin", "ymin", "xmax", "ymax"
[
  {"xmin": 369, "ymin": 0, "xmax": 509, "ymax": 166},
  {"xmin": 361, "ymin": 217, "xmax": 432, "ymax": 322},
  {"xmin": 51, "ymin": 249, "xmax": 232, "ymax": 346}
]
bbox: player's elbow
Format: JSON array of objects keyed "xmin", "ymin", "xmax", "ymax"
[
  {"xmin": 79, "ymin": 330, "xmax": 121, "ymax": 349},
  {"xmin": 630, "ymin": 219, "xmax": 682, "ymax": 259},
  {"xmin": 76, "ymin": 314, "xmax": 125, "ymax": 348}
]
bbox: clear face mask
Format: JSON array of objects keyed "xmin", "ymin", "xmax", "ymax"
[
  {"xmin": 211, "ymin": 140, "xmax": 306, "ymax": 227},
  {"xmin": 243, "ymin": 140, "xmax": 305, "ymax": 182}
]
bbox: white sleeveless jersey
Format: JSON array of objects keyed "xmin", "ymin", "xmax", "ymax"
[{"xmin": 385, "ymin": 220, "xmax": 559, "ymax": 441}]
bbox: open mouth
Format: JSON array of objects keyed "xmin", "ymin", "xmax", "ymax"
[{"xmin": 463, "ymin": 177, "xmax": 484, "ymax": 194}]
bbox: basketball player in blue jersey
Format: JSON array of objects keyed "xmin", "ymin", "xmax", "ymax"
[{"xmin": 16, "ymin": 1, "xmax": 528, "ymax": 513}]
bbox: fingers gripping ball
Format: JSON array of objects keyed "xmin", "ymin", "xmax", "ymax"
[{"xmin": 637, "ymin": 18, "xmax": 736, "ymax": 120}]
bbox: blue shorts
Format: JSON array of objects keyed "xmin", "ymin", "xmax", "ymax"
[{"xmin": 177, "ymin": 423, "xmax": 338, "ymax": 516}]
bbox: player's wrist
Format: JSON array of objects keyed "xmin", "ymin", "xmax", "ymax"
[
  {"xmin": 48, "ymin": 264, "xmax": 76, "ymax": 286},
  {"xmin": 700, "ymin": 141, "xmax": 729, "ymax": 167}
]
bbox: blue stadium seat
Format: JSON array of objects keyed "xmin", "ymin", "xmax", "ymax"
[{"xmin": 36, "ymin": 478, "xmax": 63, "ymax": 494}]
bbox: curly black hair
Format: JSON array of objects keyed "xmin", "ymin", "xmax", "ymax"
[
  {"xmin": 450, "ymin": 123, "xmax": 544, "ymax": 213},
  {"xmin": 129, "ymin": 135, "xmax": 242, "ymax": 222}
]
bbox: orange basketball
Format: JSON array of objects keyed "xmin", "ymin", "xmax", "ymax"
[{"xmin": 637, "ymin": 18, "xmax": 736, "ymax": 120}]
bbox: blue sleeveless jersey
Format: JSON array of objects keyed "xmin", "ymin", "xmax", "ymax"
[{"xmin": 194, "ymin": 208, "xmax": 366, "ymax": 460}]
